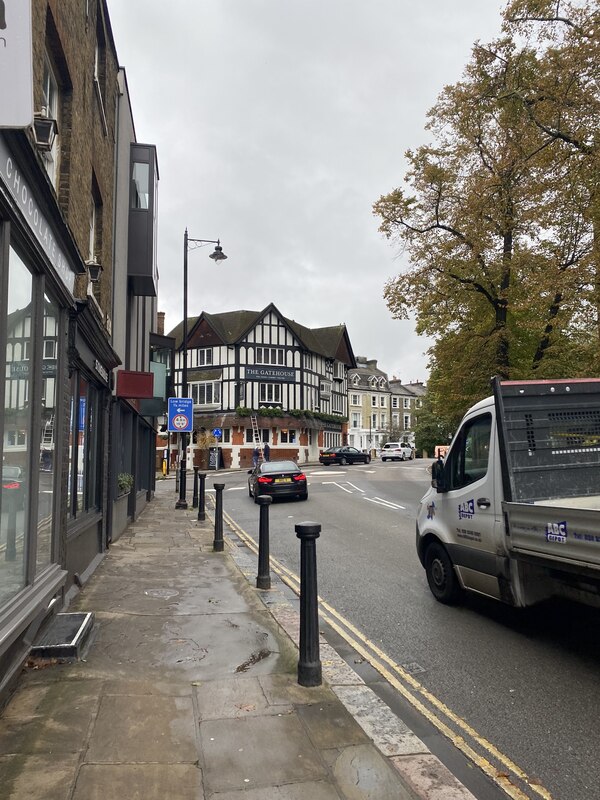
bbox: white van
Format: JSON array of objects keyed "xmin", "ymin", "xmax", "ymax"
[{"xmin": 416, "ymin": 377, "xmax": 600, "ymax": 608}]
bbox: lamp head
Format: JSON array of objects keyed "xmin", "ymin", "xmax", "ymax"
[{"xmin": 209, "ymin": 241, "xmax": 227, "ymax": 262}]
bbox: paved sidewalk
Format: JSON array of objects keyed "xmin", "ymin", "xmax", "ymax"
[{"xmin": 0, "ymin": 480, "xmax": 476, "ymax": 800}]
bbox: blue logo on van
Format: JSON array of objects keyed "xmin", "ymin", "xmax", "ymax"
[
  {"xmin": 458, "ymin": 499, "xmax": 475, "ymax": 520},
  {"xmin": 546, "ymin": 521, "xmax": 567, "ymax": 543}
]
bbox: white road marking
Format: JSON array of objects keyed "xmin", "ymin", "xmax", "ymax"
[
  {"xmin": 323, "ymin": 481, "xmax": 353, "ymax": 494},
  {"xmin": 310, "ymin": 470, "xmax": 346, "ymax": 476},
  {"xmin": 346, "ymin": 482, "xmax": 365, "ymax": 493},
  {"xmin": 364, "ymin": 496, "xmax": 406, "ymax": 510}
]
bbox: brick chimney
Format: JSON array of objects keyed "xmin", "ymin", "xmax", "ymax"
[{"xmin": 157, "ymin": 311, "xmax": 165, "ymax": 335}]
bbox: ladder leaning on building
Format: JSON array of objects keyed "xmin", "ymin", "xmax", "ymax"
[{"xmin": 250, "ymin": 414, "xmax": 263, "ymax": 463}]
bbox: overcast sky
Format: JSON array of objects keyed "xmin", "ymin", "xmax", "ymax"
[{"xmin": 107, "ymin": 1, "xmax": 505, "ymax": 383}]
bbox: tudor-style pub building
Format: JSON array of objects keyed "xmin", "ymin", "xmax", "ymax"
[{"xmin": 168, "ymin": 304, "xmax": 356, "ymax": 468}]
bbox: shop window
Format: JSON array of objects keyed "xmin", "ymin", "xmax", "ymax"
[
  {"xmin": 0, "ymin": 248, "xmax": 33, "ymax": 606},
  {"xmin": 245, "ymin": 428, "xmax": 269, "ymax": 444},
  {"xmin": 68, "ymin": 375, "xmax": 102, "ymax": 516},
  {"xmin": 36, "ymin": 295, "xmax": 60, "ymax": 574}
]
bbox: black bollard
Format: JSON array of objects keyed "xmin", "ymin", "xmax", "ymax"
[
  {"xmin": 176, "ymin": 454, "xmax": 188, "ymax": 509},
  {"xmin": 256, "ymin": 495, "xmax": 272, "ymax": 589},
  {"xmin": 197, "ymin": 472, "xmax": 207, "ymax": 521},
  {"xmin": 213, "ymin": 483, "xmax": 225, "ymax": 552},
  {"xmin": 192, "ymin": 467, "xmax": 199, "ymax": 508},
  {"xmin": 295, "ymin": 521, "xmax": 322, "ymax": 687}
]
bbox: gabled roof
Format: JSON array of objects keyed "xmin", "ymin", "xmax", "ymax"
[{"xmin": 167, "ymin": 304, "xmax": 357, "ymax": 367}]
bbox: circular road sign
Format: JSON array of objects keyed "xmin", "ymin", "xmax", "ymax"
[
  {"xmin": 172, "ymin": 413, "xmax": 190, "ymax": 430},
  {"xmin": 212, "ymin": 428, "xmax": 222, "ymax": 439}
]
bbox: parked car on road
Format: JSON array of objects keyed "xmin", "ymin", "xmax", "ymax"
[
  {"xmin": 2, "ymin": 465, "xmax": 26, "ymax": 508},
  {"xmin": 319, "ymin": 446, "xmax": 371, "ymax": 466},
  {"xmin": 380, "ymin": 442, "xmax": 413, "ymax": 462},
  {"xmin": 248, "ymin": 459, "xmax": 308, "ymax": 502}
]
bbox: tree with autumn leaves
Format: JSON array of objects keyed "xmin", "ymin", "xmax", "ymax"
[{"xmin": 374, "ymin": 0, "xmax": 600, "ymax": 426}]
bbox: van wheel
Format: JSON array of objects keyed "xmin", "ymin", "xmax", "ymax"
[{"xmin": 425, "ymin": 543, "xmax": 460, "ymax": 604}]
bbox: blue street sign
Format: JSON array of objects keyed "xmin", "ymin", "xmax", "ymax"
[
  {"xmin": 212, "ymin": 428, "xmax": 222, "ymax": 439},
  {"xmin": 168, "ymin": 397, "xmax": 193, "ymax": 433}
]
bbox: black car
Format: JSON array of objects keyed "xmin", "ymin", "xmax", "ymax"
[
  {"xmin": 319, "ymin": 446, "xmax": 371, "ymax": 466},
  {"xmin": 248, "ymin": 459, "xmax": 308, "ymax": 502},
  {"xmin": 2, "ymin": 465, "xmax": 26, "ymax": 509}
]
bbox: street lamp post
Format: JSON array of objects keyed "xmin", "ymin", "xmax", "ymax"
[{"xmin": 176, "ymin": 229, "xmax": 227, "ymax": 509}]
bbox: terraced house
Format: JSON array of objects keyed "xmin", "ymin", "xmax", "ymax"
[{"xmin": 167, "ymin": 304, "xmax": 356, "ymax": 468}]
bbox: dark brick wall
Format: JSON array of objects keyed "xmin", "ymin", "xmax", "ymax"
[{"xmin": 31, "ymin": 0, "xmax": 119, "ymax": 318}]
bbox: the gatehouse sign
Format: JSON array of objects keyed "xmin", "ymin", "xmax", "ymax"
[{"xmin": 245, "ymin": 366, "xmax": 295, "ymax": 382}]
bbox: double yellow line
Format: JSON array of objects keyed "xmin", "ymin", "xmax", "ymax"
[{"xmin": 222, "ymin": 508, "xmax": 553, "ymax": 800}]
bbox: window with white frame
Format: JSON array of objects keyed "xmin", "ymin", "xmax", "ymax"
[
  {"xmin": 371, "ymin": 395, "xmax": 377, "ymax": 406},
  {"xmin": 332, "ymin": 394, "xmax": 344, "ymax": 413},
  {"xmin": 259, "ymin": 383, "xmax": 281, "ymax": 403},
  {"xmin": 350, "ymin": 394, "xmax": 360, "ymax": 406},
  {"xmin": 256, "ymin": 347, "xmax": 284, "ymax": 365},
  {"xmin": 381, "ymin": 413, "xmax": 386, "ymax": 428},
  {"xmin": 403, "ymin": 398, "xmax": 410, "ymax": 408},
  {"xmin": 380, "ymin": 396, "xmax": 386, "ymax": 407},
  {"xmin": 246, "ymin": 428, "xmax": 269, "ymax": 443},
  {"xmin": 190, "ymin": 381, "xmax": 221, "ymax": 406},
  {"xmin": 334, "ymin": 361, "xmax": 344, "ymax": 379},
  {"xmin": 42, "ymin": 54, "xmax": 60, "ymax": 186},
  {"xmin": 404, "ymin": 414, "xmax": 410, "ymax": 429},
  {"xmin": 303, "ymin": 352, "xmax": 313, "ymax": 370},
  {"xmin": 351, "ymin": 412, "xmax": 361, "ymax": 428},
  {"xmin": 372, "ymin": 413, "xmax": 377, "ymax": 428},
  {"xmin": 392, "ymin": 397, "xmax": 399, "ymax": 409},
  {"xmin": 43, "ymin": 339, "xmax": 57, "ymax": 359},
  {"xmin": 280, "ymin": 429, "xmax": 296, "ymax": 444},
  {"xmin": 195, "ymin": 348, "xmax": 213, "ymax": 366}
]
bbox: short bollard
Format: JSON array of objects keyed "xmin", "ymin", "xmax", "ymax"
[
  {"xmin": 197, "ymin": 472, "xmax": 207, "ymax": 521},
  {"xmin": 213, "ymin": 483, "xmax": 225, "ymax": 552},
  {"xmin": 256, "ymin": 495, "xmax": 272, "ymax": 589},
  {"xmin": 295, "ymin": 521, "xmax": 322, "ymax": 687},
  {"xmin": 192, "ymin": 467, "xmax": 199, "ymax": 508}
]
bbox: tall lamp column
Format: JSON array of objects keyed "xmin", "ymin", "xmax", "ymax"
[{"xmin": 176, "ymin": 229, "xmax": 227, "ymax": 509}]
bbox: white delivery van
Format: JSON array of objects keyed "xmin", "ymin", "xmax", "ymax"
[{"xmin": 416, "ymin": 377, "xmax": 600, "ymax": 608}]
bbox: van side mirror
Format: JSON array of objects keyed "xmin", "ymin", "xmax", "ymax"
[{"xmin": 431, "ymin": 458, "xmax": 448, "ymax": 493}]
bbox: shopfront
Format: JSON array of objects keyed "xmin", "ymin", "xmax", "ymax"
[{"xmin": 0, "ymin": 132, "xmax": 87, "ymax": 696}]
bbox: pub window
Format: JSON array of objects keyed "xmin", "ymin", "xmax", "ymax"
[
  {"xmin": 259, "ymin": 383, "xmax": 281, "ymax": 403},
  {"xmin": 190, "ymin": 381, "xmax": 221, "ymax": 406},
  {"xmin": 256, "ymin": 347, "xmax": 284, "ymax": 366},
  {"xmin": 281, "ymin": 429, "xmax": 296, "ymax": 444}
]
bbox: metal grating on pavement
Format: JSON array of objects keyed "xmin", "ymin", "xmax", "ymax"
[{"xmin": 31, "ymin": 612, "xmax": 94, "ymax": 660}]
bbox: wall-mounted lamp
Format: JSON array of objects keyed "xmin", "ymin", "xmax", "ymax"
[
  {"xmin": 85, "ymin": 260, "xmax": 103, "ymax": 283},
  {"xmin": 33, "ymin": 111, "xmax": 58, "ymax": 152}
]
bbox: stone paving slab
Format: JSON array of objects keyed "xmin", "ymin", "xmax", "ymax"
[
  {"xmin": 199, "ymin": 714, "xmax": 328, "ymax": 793},
  {"xmin": 72, "ymin": 763, "xmax": 205, "ymax": 800},
  {"xmin": 86, "ymin": 694, "xmax": 197, "ymax": 763}
]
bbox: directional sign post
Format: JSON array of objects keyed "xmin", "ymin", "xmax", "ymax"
[
  {"xmin": 169, "ymin": 398, "xmax": 193, "ymax": 509},
  {"xmin": 168, "ymin": 398, "xmax": 193, "ymax": 433}
]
